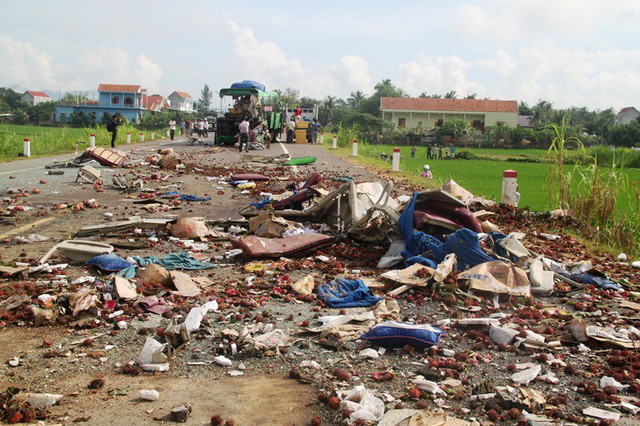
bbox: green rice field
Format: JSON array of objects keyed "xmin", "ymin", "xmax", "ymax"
[
  {"xmin": 325, "ymin": 143, "xmax": 640, "ymax": 215},
  {"xmin": 0, "ymin": 124, "xmax": 157, "ymax": 161}
]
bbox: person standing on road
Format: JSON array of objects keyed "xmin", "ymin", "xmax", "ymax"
[
  {"xmin": 169, "ymin": 118, "xmax": 177, "ymax": 140},
  {"xmin": 197, "ymin": 119, "xmax": 205, "ymax": 137},
  {"xmin": 179, "ymin": 119, "xmax": 185, "ymax": 137},
  {"xmin": 286, "ymin": 117, "xmax": 295, "ymax": 143},
  {"xmin": 107, "ymin": 113, "xmax": 121, "ymax": 148},
  {"xmin": 310, "ymin": 118, "xmax": 320, "ymax": 144},
  {"xmin": 238, "ymin": 117, "xmax": 250, "ymax": 152}
]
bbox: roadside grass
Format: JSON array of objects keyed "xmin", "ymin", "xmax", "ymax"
[
  {"xmin": 0, "ymin": 124, "xmax": 157, "ymax": 161},
  {"xmin": 322, "ymin": 142, "xmax": 640, "ymax": 216}
]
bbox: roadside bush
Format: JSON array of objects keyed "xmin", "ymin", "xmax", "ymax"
[{"xmin": 455, "ymin": 149, "xmax": 476, "ymax": 160}]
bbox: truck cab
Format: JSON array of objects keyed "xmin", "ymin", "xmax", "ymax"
[{"xmin": 215, "ymin": 81, "xmax": 281, "ymax": 146}]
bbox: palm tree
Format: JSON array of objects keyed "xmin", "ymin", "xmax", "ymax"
[
  {"xmin": 374, "ymin": 79, "xmax": 393, "ymax": 92},
  {"xmin": 465, "ymin": 93, "xmax": 477, "ymax": 99},
  {"xmin": 347, "ymin": 91, "xmax": 366, "ymax": 109},
  {"xmin": 444, "ymin": 90, "xmax": 458, "ymax": 99},
  {"xmin": 323, "ymin": 95, "xmax": 337, "ymax": 122},
  {"xmin": 418, "ymin": 92, "xmax": 428, "ymax": 98}
]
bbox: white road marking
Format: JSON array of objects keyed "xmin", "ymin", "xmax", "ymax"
[
  {"xmin": 278, "ymin": 142, "xmax": 298, "ymax": 173},
  {"xmin": 0, "ymin": 166, "xmax": 45, "ymax": 175}
]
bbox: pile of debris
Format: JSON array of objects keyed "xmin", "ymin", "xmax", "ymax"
[{"xmin": 1, "ymin": 144, "xmax": 640, "ymax": 425}]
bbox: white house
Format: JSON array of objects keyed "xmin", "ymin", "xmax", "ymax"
[
  {"xmin": 21, "ymin": 91, "xmax": 51, "ymax": 106},
  {"xmin": 617, "ymin": 107, "xmax": 640, "ymax": 125},
  {"xmin": 167, "ymin": 91, "xmax": 196, "ymax": 113},
  {"xmin": 380, "ymin": 97, "xmax": 519, "ymax": 133}
]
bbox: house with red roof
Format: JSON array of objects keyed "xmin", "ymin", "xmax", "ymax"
[
  {"xmin": 55, "ymin": 84, "xmax": 147, "ymax": 124},
  {"xmin": 144, "ymin": 95, "xmax": 167, "ymax": 111},
  {"xmin": 21, "ymin": 91, "xmax": 51, "ymax": 106},
  {"xmin": 617, "ymin": 107, "xmax": 640, "ymax": 125},
  {"xmin": 380, "ymin": 97, "xmax": 518, "ymax": 133},
  {"xmin": 167, "ymin": 91, "xmax": 196, "ymax": 113}
]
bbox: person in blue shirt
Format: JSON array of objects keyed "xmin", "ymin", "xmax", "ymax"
[
  {"xmin": 310, "ymin": 118, "xmax": 321, "ymax": 144},
  {"xmin": 450, "ymin": 144, "xmax": 456, "ymax": 159}
]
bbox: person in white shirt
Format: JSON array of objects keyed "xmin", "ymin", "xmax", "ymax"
[
  {"xmin": 286, "ymin": 117, "xmax": 295, "ymax": 143},
  {"xmin": 197, "ymin": 119, "xmax": 205, "ymax": 137},
  {"xmin": 238, "ymin": 118, "xmax": 250, "ymax": 152},
  {"xmin": 168, "ymin": 119, "xmax": 176, "ymax": 140}
]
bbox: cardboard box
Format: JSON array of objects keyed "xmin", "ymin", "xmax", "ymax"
[{"xmin": 295, "ymin": 129, "xmax": 307, "ymax": 144}]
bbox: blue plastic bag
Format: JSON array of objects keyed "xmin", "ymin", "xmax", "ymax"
[
  {"xmin": 362, "ymin": 321, "xmax": 445, "ymax": 349},
  {"xmin": 87, "ymin": 254, "xmax": 133, "ymax": 271},
  {"xmin": 315, "ymin": 278, "xmax": 382, "ymax": 308}
]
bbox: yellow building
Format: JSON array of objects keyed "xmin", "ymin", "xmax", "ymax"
[{"xmin": 380, "ymin": 97, "xmax": 518, "ymax": 133}]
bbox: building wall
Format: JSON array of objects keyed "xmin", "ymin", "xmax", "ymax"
[
  {"xmin": 617, "ymin": 109, "xmax": 640, "ymax": 125},
  {"xmin": 383, "ymin": 109, "xmax": 517, "ymax": 130},
  {"xmin": 21, "ymin": 94, "xmax": 50, "ymax": 106},
  {"xmin": 99, "ymin": 92, "xmax": 141, "ymax": 108},
  {"xmin": 167, "ymin": 95, "xmax": 195, "ymax": 112},
  {"xmin": 55, "ymin": 105, "xmax": 143, "ymax": 123}
]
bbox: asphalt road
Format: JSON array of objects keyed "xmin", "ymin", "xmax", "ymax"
[{"xmin": 0, "ymin": 134, "xmax": 380, "ymax": 206}]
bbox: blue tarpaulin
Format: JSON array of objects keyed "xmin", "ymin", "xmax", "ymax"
[
  {"xmin": 230, "ymin": 80, "xmax": 266, "ymax": 92},
  {"xmin": 315, "ymin": 278, "xmax": 382, "ymax": 308},
  {"xmin": 398, "ymin": 193, "xmax": 494, "ymax": 270}
]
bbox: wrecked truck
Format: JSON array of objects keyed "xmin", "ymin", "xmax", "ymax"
[{"xmin": 215, "ymin": 81, "xmax": 282, "ymax": 146}]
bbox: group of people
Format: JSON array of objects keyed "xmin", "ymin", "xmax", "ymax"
[
  {"xmin": 285, "ymin": 115, "xmax": 321, "ymax": 144},
  {"xmin": 167, "ymin": 118, "xmax": 210, "ymax": 141},
  {"xmin": 410, "ymin": 144, "xmax": 457, "ymax": 160}
]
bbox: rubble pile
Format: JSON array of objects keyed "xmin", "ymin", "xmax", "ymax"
[{"xmin": 1, "ymin": 145, "xmax": 640, "ymax": 424}]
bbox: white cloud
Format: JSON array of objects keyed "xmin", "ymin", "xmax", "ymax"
[
  {"xmin": 226, "ymin": 21, "xmax": 373, "ymax": 99},
  {"xmin": 133, "ymin": 54, "xmax": 162, "ymax": 89},
  {"xmin": 0, "ymin": 34, "xmax": 163, "ymax": 93},
  {"xmin": 0, "ymin": 34, "xmax": 55, "ymax": 89},
  {"xmin": 398, "ymin": 56, "xmax": 485, "ymax": 98},
  {"xmin": 337, "ymin": 55, "xmax": 373, "ymax": 94},
  {"xmin": 396, "ymin": 43, "xmax": 640, "ymax": 109}
]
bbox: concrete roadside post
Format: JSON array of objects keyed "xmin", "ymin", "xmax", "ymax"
[
  {"xmin": 152, "ymin": 132, "xmax": 155, "ymax": 140},
  {"xmin": 127, "ymin": 132, "xmax": 131, "ymax": 144},
  {"xmin": 320, "ymin": 131, "xmax": 324, "ymax": 145},
  {"xmin": 332, "ymin": 134, "xmax": 337, "ymax": 149},
  {"xmin": 139, "ymin": 133, "xmax": 144, "ymax": 143},
  {"xmin": 352, "ymin": 139, "xmax": 358, "ymax": 157},
  {"xmin": 392, "ymin": 147, "xmax": 400, "ymax": 171},
  {"xmin": 166, "ymin": 130, "xmax": 170, "ymax": 137},
  {"xmin": 90, "ymin": 133, "xmax": 95, "ymax": 147},
  {"xmin": 23, "ymin": 138, "xmax": 31, "ymax": 157},
  {"xmin": 501, "ymin": 169, "xmax": 519, "ymax": 206}
]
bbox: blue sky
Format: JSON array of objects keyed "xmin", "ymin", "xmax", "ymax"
[{"xmin": 1, "ymin": 0, "xmax": 639, "ymax": 110}]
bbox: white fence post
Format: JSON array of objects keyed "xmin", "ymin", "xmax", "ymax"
[
  {"xmin": 139, "ymin": 133, "xmax": 144, "ymax": 142},
  {"xmin": 90, "ymin": 133, "xmax": 95, "ymax": 147},
  {"xmin": 23, "ymin": 138, "xmax": 31, "ymax": 157},
  {"xmin": 351, "ymin": 139, "xmax": 358, "ymax": 157},
  {"xmin": 392, "ymin": 147, "xmax": 400, "ymax": 171},
  {"xmin": 501, "ymin": 169, "xmax": 519, "ymax": 206},
  {"xmin": 332, "ymin": 134, "xmax": 337, "ymax": 149},
  {"xmin": 127, "ymin": 132, "xmax": 131, "ymax": 144}
]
